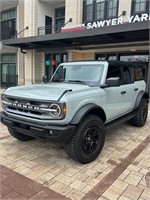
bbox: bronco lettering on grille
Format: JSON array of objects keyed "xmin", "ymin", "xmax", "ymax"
[{"xmin": 3, "ymin": 101, "xmax": 40, "ymax": 111}]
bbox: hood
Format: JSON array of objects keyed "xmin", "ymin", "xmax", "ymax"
[{"xmin": 3, "ymin": 83, "xmax": 90, "ymax": 101}]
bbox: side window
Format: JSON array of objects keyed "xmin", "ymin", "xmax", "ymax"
[
  {"xmin": 123, "ymin": 67, "xmax": 132, "ymax": 84},
  {"xmin": 107, "ymin": 66, "xmax": 122, "ymax": 84},
  {"xmin": 134, "ymin": 67, "xmax": 144, "ymax": 81}
]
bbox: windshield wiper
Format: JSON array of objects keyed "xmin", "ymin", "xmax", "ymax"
[
  {"xmin": 64, "ymin": 80, "xmax": 87, "ymax": 84},
  {"xmin": 51, "ymin": 79, "xmax": 64, "ymax": 82}
]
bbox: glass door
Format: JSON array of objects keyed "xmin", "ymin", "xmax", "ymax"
[
  {"xmin": 8, "ymin": 63, "xmax": 17, "ymax": 86},
  {"xmin": 1, "ymin": 63, "xmax": 17, "ymax": 87},
  {"xmin": 45, "ymin": 53, "xmax": 68, "ymax": 80}
]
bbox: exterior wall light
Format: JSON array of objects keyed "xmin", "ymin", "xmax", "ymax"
[{"xmin": 118, "ymin": 10, "xmax": 126, "ymax": 18}]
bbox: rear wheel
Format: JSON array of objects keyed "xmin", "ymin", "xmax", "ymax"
[
  {"xmin": 8, "ymin": 128, "xmax": 35, "ymax": 141},
  {"xmin": 131, "ymin": 99, "xmax": 148, "ymax": 127},
  {"xmin": 65, "ymin": 115, "xmax": 105, "ymax": 164}
]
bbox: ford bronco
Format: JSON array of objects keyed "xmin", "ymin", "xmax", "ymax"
[{"xmin": 1, "ymin": 61, "xmax": 149, "ymax": 163}]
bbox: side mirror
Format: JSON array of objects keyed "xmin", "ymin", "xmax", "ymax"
[
  {"xmin": 106, "ymin": 77, "xmax": 120, "ymax": 87},
  {"xmin": 42, "ymin": 75, "xmax": 48, "ymax": 83}
]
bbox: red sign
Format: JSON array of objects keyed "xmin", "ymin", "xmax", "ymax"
[{"xmin": 61, "ymin": 26, "xmax": 86, "ymax": 33}]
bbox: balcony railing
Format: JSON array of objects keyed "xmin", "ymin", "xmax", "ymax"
[
  {"xmin": 38, "ymin": 19, "xmax": 72, "ymax": 35},
  {"xmin": 38, "ymin": 24, "xmax": 63, "ymax": 35}
]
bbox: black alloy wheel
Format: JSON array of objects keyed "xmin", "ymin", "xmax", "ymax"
[
  {"xmin": 131, "ymin": 98, "xmax": 148, "ymax": 127},
  {"xmin": 82, "ymin": 127, "xmax": 99, "ymax": 154},
  {"xmin": 65, "ymin": 114, "xmax": 105, "ymax": 164}
]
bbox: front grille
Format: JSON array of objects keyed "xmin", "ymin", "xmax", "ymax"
[{"xmin": 2, "ymin": 96, "xmax": 51, "ymax": 119}]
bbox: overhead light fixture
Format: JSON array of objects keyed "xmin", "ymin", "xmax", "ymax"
[
  {"xmin": 130, "ymin": 48, "xmax": 136, "ymax": 52},
  {"xmin": 21, "ymin": 49, "xmax": 27, "ymax": 54}
]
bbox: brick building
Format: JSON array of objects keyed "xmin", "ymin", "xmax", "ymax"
[{"xmin": 0, "ymin": 0, "xmax": 149, "ymax": 93}]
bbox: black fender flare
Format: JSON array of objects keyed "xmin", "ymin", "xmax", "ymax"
[
  {"xmin": 134, "ymin": 91, "xmax": 149, "ymax": 110},
  {"xmin": 70, "ymin": 103, "xmax": 106, "ymax": 125}
]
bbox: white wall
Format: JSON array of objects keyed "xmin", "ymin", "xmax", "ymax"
[
  {"xmin": 65, "ymin": 0, "xmax": 83, "ymax": 26},
  {"xmin": 37, "ymin": 1, "xmax": 54, "ymax": 29},
  {"xmin": 37, "ymin": 0, "xmax": 65, "ymax": 35}
]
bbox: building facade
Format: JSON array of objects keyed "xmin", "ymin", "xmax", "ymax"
[{"xmin": 1, "ymin": 0, "xmax": 150, "ymax": 93}]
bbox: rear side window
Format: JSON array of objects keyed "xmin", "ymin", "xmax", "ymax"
[
  {"xmin": 134, "ymin": 67, "xmax": 144, "ymax": 81},
  {"xmin": 123, "ymin": 67, "xmax": 133, "ymax": 84}
]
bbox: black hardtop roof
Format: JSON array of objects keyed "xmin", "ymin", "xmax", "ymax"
[{"xmin": 107, "ymin": 60, "xmax": 134, "ymax": 67}]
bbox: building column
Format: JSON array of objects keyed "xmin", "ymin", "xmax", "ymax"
[
  {"xmin": 65, "ymin": 0, "xmax": 83, "ymax": 26},
  {"xmin": 24, "ymin": 0, "xmax": 37, "ymax": 37}
]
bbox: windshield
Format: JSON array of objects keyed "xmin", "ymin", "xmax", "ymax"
[{"xmin": 51, "ymin": 64, "xmax": 104, "ymax": 86}]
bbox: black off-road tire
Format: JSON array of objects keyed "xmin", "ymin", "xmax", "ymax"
[
  {"xmin": 131, "ymin": 98, "xmax": 148, "ymax": 127},
  {"xmin": 8, "ymin": 128, "xmax": 35, "ymax": 141},
  {"xmin": 65, "ymin": 115, "xmax": 105, "ymax": 164}
]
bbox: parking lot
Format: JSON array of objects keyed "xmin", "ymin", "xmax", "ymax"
[{"xmin": 0, "ymin": 92, "xmax": 150, "ymax": 200}]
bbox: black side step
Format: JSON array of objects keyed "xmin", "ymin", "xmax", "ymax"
[{"xmin": 105, "ymin": 113, "xmax": 135, "ymax": 130}]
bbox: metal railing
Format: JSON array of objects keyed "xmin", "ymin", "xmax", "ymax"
[
  {"xmin": 38, "ymin": 24, "xmax": 63, "ymax": 35},
  {"xmin": 38, "ymin": 18, "xmax": 72, "ymax": 35}
]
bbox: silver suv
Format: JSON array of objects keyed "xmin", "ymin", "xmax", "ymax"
[{"xmin": 1, "ymin": 61, "xmax": 149, "ymax": 163}]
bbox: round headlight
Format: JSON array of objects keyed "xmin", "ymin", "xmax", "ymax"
[{"xmin": 49, "ymin": 104, "xmax": 61, "ymax": 118}]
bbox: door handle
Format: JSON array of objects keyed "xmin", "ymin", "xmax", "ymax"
[
  {"xmin": 121, "ymin": 91, "xmax": 126, "ymax": 94},
  {"xmin": 134, "ymin": 88, "xmax": 139, "ymax": 91}
]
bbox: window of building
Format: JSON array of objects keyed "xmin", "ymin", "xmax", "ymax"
[
  {"xmin": 96, "ymin": 54, "xmax": 106, "ymax": 61},
  {"xmin": 55, "ymin": 7, "xmax": 65, "ymax": 32},
  {"xmin": 0, "ymin": 9, "xmax": 16, "ymax": 21},
  {"xmin": 83, "ymin": 0, "xmax": 93, "ymax": 22},
  {"xmin": 83, "ymin": 0, "xmax": 118, "ymax": 23},
  {"xmin": 120, "ymin": 55, "xmax": 149, "ymax": 62},
  {"xmin": 1, "ymin": 54, "xmax": 16, "ymax": 63},
  {"xmin": 0, "ymin": 54, "xmax": 17, "ymax": 87},
  {"xmin": 96, "ymin": 0, "xmax": 105, "ymax": 20},
  {"xmin": 132, "ymin": 0, "xmax": 149, "ymax": 15},
  {"xmin": 0, "ymin": 9, "xmax": 16, "ymax": 40},
  {"xmin": 107, "ymin": 54, "xmax": 117, "ymax": 60},
  {"xmin": 108, "ymin": 0, "xmax": 118, "ymax": 18}
]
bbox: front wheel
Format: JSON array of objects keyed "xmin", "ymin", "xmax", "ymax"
[
  {"xmin": 65, "ymin": 115, "xmax": 105, "ymax": 164},
  {"xmin": 131, "ymin": 99, "xmax": 148, "ymax": 127},
  {"xmin": 8, "ymin": 128, "xmax": 35, "ymax": 141}
]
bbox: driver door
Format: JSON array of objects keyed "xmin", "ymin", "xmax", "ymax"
[{"xmin": 103, "ymin": 64, "xmax": 131, "ymax": 122}]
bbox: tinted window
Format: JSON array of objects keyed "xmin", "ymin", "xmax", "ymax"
[
  {"xmin": 123, "ymin": 67, "xmax": 132, "ymax": 84},
  {"xmin": 107, "ymin": 66, "xmax": 122, "ymax": 83},
  {"xmin": 83, "ymin": 0, "xmax": 118, "ymax": 22},
  {"xmin": 55, "ymin": 7, "xmax": 65, "ymax": 32},
  {"xmin": 134, "ymin": 67, "xmax": 144, "ymax": 81}
]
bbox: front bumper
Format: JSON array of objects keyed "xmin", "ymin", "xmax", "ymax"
[{"xmin": 0, "ymin": 112, "xmax": 76, "ymax": 143}]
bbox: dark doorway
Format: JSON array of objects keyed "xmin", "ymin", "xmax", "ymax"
[
  {"xmin": 45, "ymin": 53, "xmax": 68, "ymax": 80},
  {"xmin": 45, "ymin": 16, "xmax": 52, "ymax": 34}
]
